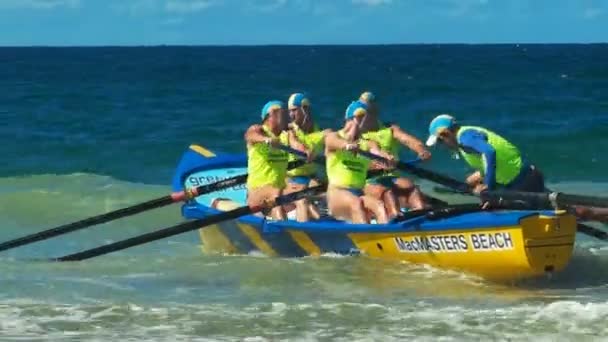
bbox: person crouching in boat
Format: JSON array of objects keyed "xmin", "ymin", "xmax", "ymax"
[
  {"xmin": 244, "ymin": 100, "xmax": 312, "ymax": 221},
  {"xmin": 424, "ymin": 114, "xmax": 544, "ymax": 194},
  {"xmin": 425, "ymin": 114, "xmax": 608, "ymax": 222},
  {"xmin": 284, "ymin": 93, "xmax": 329, "ymax": 221},
  {"xmin": 357, "ymin": 91, "xmax": 431, "ymax": 213},
  {"xmin": 325, "ymin": 101, "xmax": 396, "ymax": 224}
]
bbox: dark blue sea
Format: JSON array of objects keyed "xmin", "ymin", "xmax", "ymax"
[{"xmin": 0, "ymin": 45, "xmax": 607, "ymax": 340}]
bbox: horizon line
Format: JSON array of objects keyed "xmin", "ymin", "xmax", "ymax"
[{"xmin": 0, "ymin": 42, "xmax": 607, "ymax": 48}]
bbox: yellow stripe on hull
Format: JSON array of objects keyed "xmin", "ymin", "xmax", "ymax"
[
  {"xmin": 237, "ymin": 223, "xmax": 279, "ymax": 257},
  {"xmin": 198, "ymin": 224, "xmax": 239, "ymax": 254},
  {"xmin": 198, "ymin": 211, "xmax": 576, "ymax": 282},
  {"xmin": 287, "ymin": 230, "xmax": 321, "ymax": 256},
  {"xmin": 189, "ymin": 144, "xmax": 216, "ymax": 157}
]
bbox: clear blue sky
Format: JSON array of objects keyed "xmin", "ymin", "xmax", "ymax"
[{"xmin": 0, "ymin": 0, "xmax": 606, "ymax": 46}]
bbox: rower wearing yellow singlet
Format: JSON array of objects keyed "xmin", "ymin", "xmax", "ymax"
[
  {"xmin": 243, "ymin": 100, "xmax": 312, "ymax": 221},
  {"xmin": 283, "ymin": 93, "xmax": 329, "ymax": 221},
  {"xmin": 358, "ymin": 91, "xmax": 431, "ymax": 215},
  {"xmin": 324, "ymin": 101, "xmax": 396, "ymax": 224}
]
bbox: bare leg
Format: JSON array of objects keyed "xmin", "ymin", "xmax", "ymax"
[
  {"xmin": 247, "ymin": 185, "xmax": 286, "ymax": 220},
  {"xmin": 327, "ymin": 186, "xmax": 368, "ymax": 224},
  {"xmin": 211, "ymin": 198, "xmax": 240, "ymax": 210},
  {"xmin": 285, "ymin": 179, "xmax": 322, "ymax": 222},
  {"xmin": 361, "ymin": 195, "xmax": 389, "ymax": 223},
  {"xmin": 285, "ymin": 182, "xmax": 309, "ymax": 222},
  {"xmin": 382, "ymin": 188, "xmax": 400, "ymax": 219},
  {"xmin": 364, "ymin": 183, "xmax": 399, "ymax": 219},
  {"xmin": 394, "ymin": 177, "xmax": 426, "ymax": 210}
]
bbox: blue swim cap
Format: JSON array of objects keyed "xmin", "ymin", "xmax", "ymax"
[
  {"xmin": 288, "ymin": 93, "xmax": 311, "ymax": 109},
  {"xmin": 345, "ymin": 101, "xmax": 368, "ymax": 120},
  {"xmin": 359, "ymin": 91, "xmax": 376, "ymax": 103},
  {"xmin": 261, "ymin": 100, "xmax": 285, "ymax": 120},
  {"xmin": 426, "ymin": 114, "xmax": 457, "ymax": 146}
]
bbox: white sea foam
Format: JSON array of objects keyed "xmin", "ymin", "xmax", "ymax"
[{"xmin": 0, "ymin": 298, "xmax": 607, "ymax": 340}]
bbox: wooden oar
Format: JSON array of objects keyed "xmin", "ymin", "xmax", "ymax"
[
  {"xmin": 0, "ymin": 158, "xmax": 306, "ymax": 253},
  {"xmin": 51, "ymin": 184, "xmax": 326, "ymax": 262},
  {"xmin": 356, "ymin": 150, "xmax": 608, "ymax": 241}
]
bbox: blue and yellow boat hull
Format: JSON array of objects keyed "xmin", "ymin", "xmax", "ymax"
[{"xmin": 172, "ymin": 145, "xmax": 577, "ymax": 282}]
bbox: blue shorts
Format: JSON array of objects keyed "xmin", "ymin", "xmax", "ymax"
[
  {"xmin": 345, "ymin": 188, "xmax": 364, "ymax": 197},
  {"xmin": 366, "ymin": 176, "xmax": 397, "ymax": 188},
  {"xmin": 288, "ymin": 176, "xmax": 312, "ymax": 185}
]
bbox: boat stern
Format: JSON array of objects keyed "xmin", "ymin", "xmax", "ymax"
[{"xmin": 519, "ymin": 210, "xmax": 577, "ymax": 276}]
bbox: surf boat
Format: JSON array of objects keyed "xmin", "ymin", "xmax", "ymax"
[{"xmin": 172, "ymin": 144, "xmax": 577, "ymax": 282}]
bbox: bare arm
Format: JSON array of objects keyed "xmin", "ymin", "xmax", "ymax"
[
  {"xmin": 391, "ymin": 125, "xmax": 431, "ymax": 159},
  {"xmin": 244, "ymin": 125, "xmax": 271, "ymax": 145},
  {"xmin": 368, "ymin": 140, "xmax": 395, "ymax": 162},
  {"xmin": 287, "ymin": 130, "xmax": 307, "ymax": 152},
  {"xmin": 325, "ymin": 130, "xmax": 355, "ymax": 153}
]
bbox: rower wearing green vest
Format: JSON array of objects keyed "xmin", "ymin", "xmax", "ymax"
[
  {"xmin": 425, "ymin": 114, "xmax": 608, "ymax": 224},
  {"xmin": 244, "ymin": 100, "xmax": 312, "ymax": 221},
  {"xmin": 324, "ymin": 101, "xmax": 396, "ymax": 224},
  {"xmin": 283, "ymin": 93, "xmax": 329, "ymax": 221},
  {"xmin": 425, "ymin": 114, "xmax": 545, "ymax": 193},
  {"xmin": 358, "ymin": 91, "xmax": 431, "ymax": 214}
]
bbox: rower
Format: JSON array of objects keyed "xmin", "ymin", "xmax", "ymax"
[
  {"xmin": 424, "ymin": 114, "xmax": 608, "ymax": 223},
  {"xmin": 358, "ymin": 91, "xmax": 431, "ymax": 213},
  {"xmin": 424, "ymin": 114, "xmax": 544, "ymax": 194},
  {"xmin": 284, "ymin": 93, "xmax": 328, "ymax": 221},
  {"xmin": 324, "ymin": 100, "xmax": 396, "ymax": 224},
  {"xmin": 243, "ymin": 100, "xmax": 312, "ymax": 221}
]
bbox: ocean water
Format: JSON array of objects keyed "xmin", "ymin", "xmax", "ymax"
[{"xmin": 0, "ymin": 45, "xmax": 607, "ymax": 341}]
